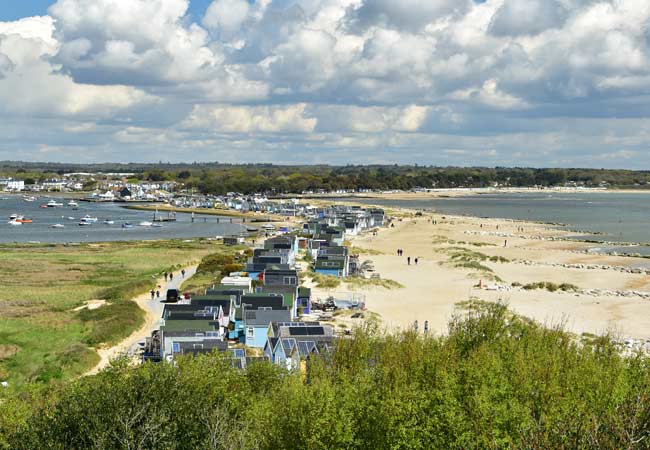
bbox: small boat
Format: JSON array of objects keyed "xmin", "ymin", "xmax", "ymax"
[
  {"xmin": 23, "ymin": 196, "xmax": 37, "ymax": 202},
  {"xmin": 151, "ymin": 223, "xmax": 163, "ymax": 228},
  {"xmin": 78, "ymin": 220, "xmax": 92, "ymax": 226},
  {"xmin": 138, "ymin": 221, "xmax": 153, "ymax": 227},
  {"xmin": 67, "ymin": 216, "xmax": 75, "ymax": 220},
  {"xmin": 122, "ymin": 222, "xmax": 133, "ymax": 229},
  {"xmin": 103, "ymin": 220, "xmax": 115, "ymax": 225},
  {"xmin": 47, "ymin": 200, "xmax": 63, "ymax": 207},
  {"xmin": 67, "ymin": 201, "xmax": 79, "ymax": 207},
  {"xmin": 51, "ymin": 223, "xmax": 65, "ymax": 229},
  {"xmin": 82, "ymin": 215, "xmax": 98, "ymax": 223},
  {"xmin": 8, "ymin": 220, "xmax": 22, "ymax": 226},
  {"xmin": 15, "ymin": 218, "xmax": 33, "ymax": 223},
  {"xmin": 40, "ymin": 204, "xmax": 49, "ymax": 209}
]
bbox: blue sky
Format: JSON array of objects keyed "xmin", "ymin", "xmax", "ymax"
[
  {"xmin": 1, "ymin": 0, "xmax": 650, "ymax": 168},
  {"xmin": 0, "ymin": 0, "xmax": 214, "ymax": 21}
]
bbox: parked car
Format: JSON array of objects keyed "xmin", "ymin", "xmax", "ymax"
[{"xmin": 165, "ymin": 289, "xmax": 179, "ymax": 302}]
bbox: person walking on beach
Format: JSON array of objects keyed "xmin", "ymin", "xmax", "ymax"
[
  {"xmin": 181, "ymin": 269, "xmax": 186, "ymax": 278},
  {"xmin": 413, "ymin": 320, "xmax": 418, "ymax": 332},
  {"xmin": 156, "ymin": 290, "xmax": 160, "ymax": 299},
  {"xmin": 163, "ymin": 272, "xmax": 168, "ymax": 282},
  {"xmin": 424, "ymin": 320, "xmax": 429, "ymax": 335},
  {"xmin": 150, "ymin": 289, "xmax": 155, "ymax": 300},
  {"xmin": 169, "ymin": 272, "xmax": 173, "ymax": 282},
  {"xmin": 414, "ymin": 258, "xmax": 418, "ymax": 265},
  {"xmin": 407, "ymin": 256, "xmax": 411, "ymax": 265},
  {"xmin": 504, "ymin": 239, "xmax": 508, "ymax": 248}
]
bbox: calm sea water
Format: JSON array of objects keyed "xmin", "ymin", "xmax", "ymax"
[
  {"xmin": 0, "ymin": 196, "xmax": 245, "ymax": 243},
  {"xmin": 341, "ymin": 192, "xmax": 650, "ymax": 255}
]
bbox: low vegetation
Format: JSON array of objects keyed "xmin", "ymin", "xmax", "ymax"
[
  {"xmin": 345, "ymin": 276, "xmax": 404, "ymax": 290},
  {"xmin": 519, "ymin": 281, "xmax": 580, "ymax": 292},
  {"xmin": 438, "ymin": 247, "xmax": 508, "ymax": 282},
  {"xmin": 347, "ymin": 246, "xmax": 384, "ymax": 256},
  {"xmin": 310, "ymin": 273, "xmax": 341, "ymax": 289},
  {"xmin": 432, "ymin": 235, "xmax": 497, "ymax": 247},
  {"xmin": 181, "ymin": 247, "xmax": 249, "ymax": 293},
  {"xmin": 2, "ymin": 302, "xmax": 650, "ymax": 449},
  {"xmin": 0, "ymin": 239, "xmax": 222, "ymax": 388}
]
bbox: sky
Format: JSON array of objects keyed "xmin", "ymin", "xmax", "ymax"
[{"xmin": 1, "ymin": 0, "xmax": 650, "ymax": 168}]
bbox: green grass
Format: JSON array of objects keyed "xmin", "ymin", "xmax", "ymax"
[{"xmin": 0, "ymin": 239, "xmax": 222, "ymax": 389}]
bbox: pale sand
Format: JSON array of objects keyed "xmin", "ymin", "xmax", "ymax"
[
  {"xmin": 313, "ymin": 210, "xmax": 650, "ymax": 340},
  {"xmin": 84, "ymin": 265, "xmax": 198, "ymax": 376}
]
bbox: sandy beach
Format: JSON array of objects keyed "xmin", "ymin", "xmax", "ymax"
[{"xmin": 311, "ymin": 204, "xmax": 650, "ymax": 342}]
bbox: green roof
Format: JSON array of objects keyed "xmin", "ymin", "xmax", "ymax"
[{"xmin": 161, "ymin": 320, "xmax": 219, "ymax": 332}]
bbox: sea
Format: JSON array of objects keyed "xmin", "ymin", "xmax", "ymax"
[
  {"xmin": 337, "ymin": 191, "xmax": 650, "ymax": 256},
  {"xmin": 0, "ymin": 195, "xmax": 245, "ymax": 243}
]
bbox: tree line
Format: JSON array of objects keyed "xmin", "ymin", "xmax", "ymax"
[{"xmin": 2, "ymin": 162, "xmax": 650, "ymax": 194}]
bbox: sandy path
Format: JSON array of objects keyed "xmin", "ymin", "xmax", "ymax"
[
  {"xmin": 323, "ymin": 210, "xmax": 650, "ymax": 340},
  {"xmin": 84, "ymin": 265, "xmax": 198, "ymax": 376}
]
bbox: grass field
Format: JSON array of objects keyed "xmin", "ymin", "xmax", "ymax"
[{"xmin": 0, "ymin": 239, "xmax": 222, "ymax": 388}]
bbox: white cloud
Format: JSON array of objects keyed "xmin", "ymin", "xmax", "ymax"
[
  {"xmin": 0, "ymin": 16, "xmax": 154, "ymax": 118},
  {"xmin": 203, "ymin": 0, "xmax": 250, "ymax": 34},
  {"xmin": 182, "ymin": 103, "xmax": 317, "ymax": 133},
  {"xmin": 2, "ymin": 0, "xmax": 650, "ymax": 166}
]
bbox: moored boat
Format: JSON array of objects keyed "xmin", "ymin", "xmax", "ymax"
[
  {"xmin": 51, "ymin": 223, "xmax": 65, "ymax": 229},
  {"xmin": 47, "ymin": 200, "xmax": 63, "ymax": 207}
]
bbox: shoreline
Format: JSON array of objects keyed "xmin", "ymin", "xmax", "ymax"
[
  {"xmin": 122, "ymin": 204, "xmax": 280, "ymax": 222},
  {"xmin": 312, "ymin": 203, "xmax": 650, "ymax": 346},
  {"xmin": 314, "ymin": 195, "xmax": 650, "ymax": 255}
]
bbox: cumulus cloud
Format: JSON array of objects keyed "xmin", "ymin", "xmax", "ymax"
[
  {"xmin": 1, "ymin": 0, "xmax": 650, "ymax": 166},
  {"xmin": 182, "ymin": 103, "xmax": 317, "ymax": 133},
  {"xmin": 203, "ymin": 0, "xmax": 251, "ymax": 34},
  {"xmin": 489, "ymin": 0, "xmax": 567, "ymax": 36},
  {"xmin": 0, "ymin": 16, "xmax": 154, "ymax": 117}
]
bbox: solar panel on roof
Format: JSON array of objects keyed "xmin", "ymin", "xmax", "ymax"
[
  {"xmin": 282, "ymin": 338, "xmax": 296, "ymax": 349},
  {"xmin": 289, "ymin": 328, "xmax": 308, "ymax": 336},
  {"xmin": 297, "ymin": 340, "xmax": 316, "ymax": 356},
  {"xmin": 307, "ymin": 327, "xmax": 325, "ymax": 335}
]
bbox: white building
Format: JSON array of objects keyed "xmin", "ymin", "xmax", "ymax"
[{"xmin": 2, "ymin": 179, "xmax": 25, "ymax": 191}]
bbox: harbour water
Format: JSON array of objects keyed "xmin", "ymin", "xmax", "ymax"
[
  {"xmin": 0, "ymin": 196, "xmax": 245, "ymax": 243},
  {"xmin": 341, "ymin": 191, "xmax": 650, "ymax": 256}
]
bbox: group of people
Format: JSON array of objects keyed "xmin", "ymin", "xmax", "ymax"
[
  {"xmin": 149, "ymin": 269, "xmax": 187, "ymax": 299},
  {"xmin": 397, "ymin": 249, "xmax": 419, "ymax": 265}
]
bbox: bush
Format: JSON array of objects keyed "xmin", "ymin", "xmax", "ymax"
[{"xmin": 5, "ymin": 303, "xmax": 650, "ymax": 449}]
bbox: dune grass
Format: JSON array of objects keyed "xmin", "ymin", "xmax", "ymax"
[
  {"xmin": 0, "ymin": 239, "xmax": 220, "ymax": 388},
  {"xmin": 345, "ymin": 276, "xmax": 404, "ymax": 290}
]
